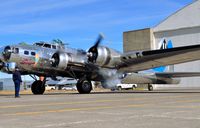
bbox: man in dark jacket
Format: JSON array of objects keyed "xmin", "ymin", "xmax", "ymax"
[{"xmin": 12, "ymin": 67, "xmax": 22, "ymax": 98}]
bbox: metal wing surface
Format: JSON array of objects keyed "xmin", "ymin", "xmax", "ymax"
[{"xmin": 118, "ymin": 44, "xmax": 200, "ymax": 72}]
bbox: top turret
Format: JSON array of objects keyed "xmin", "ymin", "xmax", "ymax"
[{"xmin": 33, "ymin": 39, "xmax": 65, "ymax": 50}]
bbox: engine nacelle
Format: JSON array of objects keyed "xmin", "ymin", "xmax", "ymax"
[
  {"xmin": 51, "ymin": 52, "xmax": 71, "ymax": 69},
  {"xmin": 89, "ymin": 46, "xmax": 121, "ymax": 67}
]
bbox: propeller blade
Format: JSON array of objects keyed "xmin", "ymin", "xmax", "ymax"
[
  {"xmin": 93, "ymin": 33, "xmax": 104, "ymax": 48},
  {"xmin": 87, "ymin": 34, "xmax": 104, "ymax": 63},
  {"xmin": 0, "ymin": 60, "xmax": 4, "ymax": 70}
]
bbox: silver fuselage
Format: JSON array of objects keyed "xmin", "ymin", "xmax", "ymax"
[
  {"xmin": 0, "ymin": 44, "xmax": 88, "ymax": 78},
  {"xmin": 0, "ymin": 43, "xmax": 180, "ymax": 89}
]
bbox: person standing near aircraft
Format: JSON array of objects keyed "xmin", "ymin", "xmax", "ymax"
[{"xmin": 12, "ymin": 67, "xmax": 22, "ymax": 98}]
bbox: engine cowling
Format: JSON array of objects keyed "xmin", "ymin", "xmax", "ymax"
[
  {"xmin": 88, "ymin": 46, "xmax": 121, "ymax": 67},
  {"xmin": 51, "ymin": 52, "xmax": 71, "ymax": 69},
  {"xmin": 1, "ymin": 46, "xmax": 12, "ymax": 61}
]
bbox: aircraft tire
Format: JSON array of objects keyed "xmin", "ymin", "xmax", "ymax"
[
  {"xmin": 31, "ymin": 80, "xmax": 45, "ymax": 95},
  {"xmin": 148, "ymin": 84, "xmax": 153, "ymax": 91},
  {"xmin": 76, "ymin": 79, "xmax": 92, "ymax": 94},
  {"xmin": 118, "ymin": 86, "xmax": 122, "ymax": 91},
  {"xmin": 132, "ymin": 85, "xmax": 135, "ymax": 90}
]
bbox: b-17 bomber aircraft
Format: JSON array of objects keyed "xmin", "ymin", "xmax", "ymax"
[{"xmin": 0, "ymin": 34, "xmax": 200, "ymax": 94}]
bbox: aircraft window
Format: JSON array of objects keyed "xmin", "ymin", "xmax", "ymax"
[
  {"xmin": 14, "ymin": 48, "xmax": 19, "ymax": 54},
  {"xmin": 43, "ymin": 44, "xmax": 51, "ymax": 48},
  {"xmin": 31, "ymin": 52, "xmax": 36, "ymax": 56},
  {"xmin": 52, "ymin": 45, "xmax": 56, "ymax": 49},
  {"xmin": 35, "ymin": 43, "xmax": 44, "ymax": 47},
  {"xmin": 57, "ymin": 45, "xmax": 61, "ymax": 49},
  {"xmin": 24, "ymin": 51, "xmax": 29, "ymax": 55}
]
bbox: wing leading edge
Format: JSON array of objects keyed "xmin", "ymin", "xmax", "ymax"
[{"xmin": 118, "ymin": 44, "xmax": 200, "ymax": 72}]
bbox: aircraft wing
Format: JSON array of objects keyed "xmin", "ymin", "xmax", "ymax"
[
  {"xmin": 155, "ymin": 72, "xmax": 200, "ymax": 78},
  {"xmin": 118, "ymin": 44, "xmax": 200, "ymax": 72}
]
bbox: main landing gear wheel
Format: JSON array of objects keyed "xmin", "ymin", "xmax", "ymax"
[
  {"xmin": 76, "ymin": 79, "xmax": 92, "ymax": 94},
  {"xmin": 118, "ymin": 86, "xmax": 122, "ymax": 91},
  {"xmin": 31, "ymin": 80, "xmax": 45, "ymax": 95},
  {"xmin": 148, "ymin": 84, "xmax": 153, "ymax": 91}
]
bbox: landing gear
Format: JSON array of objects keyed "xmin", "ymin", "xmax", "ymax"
[
  {"xmin": 76, "ymin": 79, "xmax": 92, "ymax": 94},
  {"xmin": 148, "ymin": 84, "xmax": 153, "ymax": 91},
  {"xmin": 31, "ymin": 80, "xmax": 45, "ymax": 95}
]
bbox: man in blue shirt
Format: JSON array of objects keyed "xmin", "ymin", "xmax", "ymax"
[{"xmin": 12, "ymin": 67, "xmax": 22, "ymax": 98}]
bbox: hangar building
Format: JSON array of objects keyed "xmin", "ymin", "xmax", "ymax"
[{"xmin": 123, "ymin": 0, "xmax": 200, "ymax": 86}]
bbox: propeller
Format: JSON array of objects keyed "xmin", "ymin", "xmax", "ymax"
[
  {"xmin": 51, "ymin": 52, "xmax": 60, "ymax": 67},
  {"xmin": 87, "ymin": 34, "xmax": 104, "ymax": 63},
  {"xmin": 2, "ymin": 46, "xmax": 12, "ymax": 61},
  {"xmin": 0, "ymin": 61, "xmax": 4, "ymax": 70}
]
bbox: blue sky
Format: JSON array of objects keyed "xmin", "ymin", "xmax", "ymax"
[{"xmin": 0, "ymin": 0, "xmax": 194, "ymax": 78}]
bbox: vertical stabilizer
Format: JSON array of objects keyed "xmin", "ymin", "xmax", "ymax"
[{"xmin": 153, "ymin": 39, "xmax": 174, "ymax": 72}]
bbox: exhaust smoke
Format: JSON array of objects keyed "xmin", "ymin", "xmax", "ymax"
[{"xmin": 99, "ymin": 69, "xmax": 123, "ymax": 89}]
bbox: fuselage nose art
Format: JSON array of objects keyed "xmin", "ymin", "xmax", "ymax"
[{"xmin": 34, "ymin": 52, "xmax": 40, "ymax": 67}]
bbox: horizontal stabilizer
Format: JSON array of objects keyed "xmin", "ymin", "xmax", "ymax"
[{"xmin": 155, "ymin": 72, "xmax": 200, "ymax": 78}]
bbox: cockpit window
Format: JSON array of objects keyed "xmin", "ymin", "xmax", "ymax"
[
  {"xmin": 24, "ymin": 51, "xmax": 29, "ymax": 55},
  {"xmin": 43, "ymin": 44, "xmax": 51, "ymax": 48},
  {"xmin": 57, "ymin": 45, "xmax": 62, "ymax": 49},
  {"xmin": 34, "ymin": 42, "xmax": 63, "ymax": 50},
  {"xmin": 52, "ymin": 45, "xmax": 56, "ymax": 49},
  {"xmin": 35, "ymin": 43, "xmax": 44, "ymax": 47},
  {"xmin": 14, "ymin": 48, "xmax": 19, "ymax": 54}
]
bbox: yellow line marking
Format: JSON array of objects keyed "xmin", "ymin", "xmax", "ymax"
[
  {"xmin": 159, "ymin": 105, "xmax": 200, "ymax": 109},
  {"xmin": 149, "ymin": 99, "xmax": 200, "ymax": 109},
  {"xmin": 1, "ymin": 94, "xmax": 200, "ymax": 116},
  {"xmin": 165, "ymin": 99, "xmax": 200, "ymax": 104},
  {"xmin": 0, "ymin": 99, "xmax": 144, "ymax": 109},
  {"xmin": 3, "ymin": 104, "xmax": 146, "ymax": 116},
  {"xmin": 3, "ymin": 96, "xmax": 200, "ymax": 116},
  {"xmin": 0, "ymin": 94, "xmax": 198, "ymax": 109}
]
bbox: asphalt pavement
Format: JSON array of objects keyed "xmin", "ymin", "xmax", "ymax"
[{"xmin": 0, "ymin": 89, "xmax": 200, "ymax": 128}]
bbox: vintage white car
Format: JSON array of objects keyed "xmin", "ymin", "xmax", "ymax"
[{"xmin": 116, "ymin": 84, "xmax": 137, "ymax": 90}]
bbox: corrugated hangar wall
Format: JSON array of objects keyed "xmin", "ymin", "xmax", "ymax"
[
  {"xmin": 123, "ymin": 1, "xmax": 200, "ymax": 86},
  {"xmin": 123, "ymin": 28, "xmax": 154, "ymax": 52},
  {"xmin": 154, "ymin": 27, "xmax": 200, "ymax": 86}
]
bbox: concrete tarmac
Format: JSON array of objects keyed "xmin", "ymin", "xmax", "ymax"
[{"xmin": 1, "ymin": 90, "xmax": 200, "ymax": 128}]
